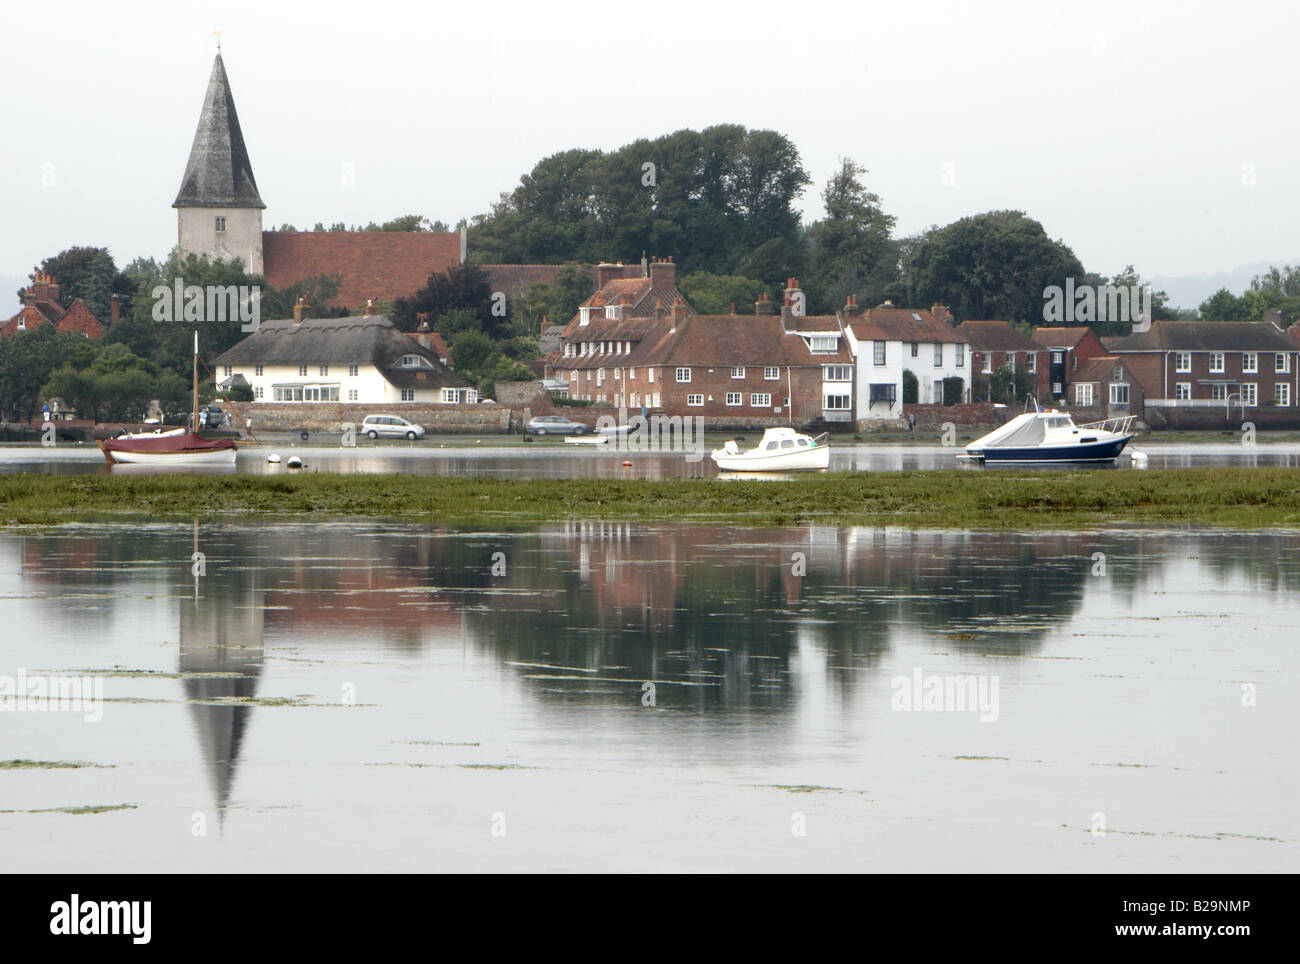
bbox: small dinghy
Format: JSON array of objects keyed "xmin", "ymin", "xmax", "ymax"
[
  {"xmin": 963, "ymin": 404, "xmax": 1135, "ymax": 464},
  {"xmin": 710, "ymin": 427, "xmax": 830, "ymax": 471}
]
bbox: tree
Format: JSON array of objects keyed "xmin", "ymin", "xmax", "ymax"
[
  {"xmin": 677, "ymin": 273, "xmax": 768, "ymax": 314},
  {"xmin": 902, "ymin": 369, "xmax": 918, "ymax": 404},
  {"xmin": 1198, "ymin": 288, "xmax": 1248, "ymax": 321},
  {"xmin": 806, "ymin": 158, "xmax": 899, "ymax": 313},
  {"xmin": 513, "ymin": 264, "xmax": 595, "ymax": 334},
  {"xmin": 899, "ymin": 211, "xmax": 1085, "ymax": 325},
  {"xmin": 391, "ymin": 265, "xmax": 495, "ymax": 336},
  {"xmin": 26, "ymin": 246, "xmax": 133, "ymax": 323}
]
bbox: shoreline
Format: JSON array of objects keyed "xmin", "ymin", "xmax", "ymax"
[{"xmin": 3, "ymin": 468, "xmax": 1300, "ymax": 529}]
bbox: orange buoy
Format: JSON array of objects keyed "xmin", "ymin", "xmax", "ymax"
[{"xmin": 622, "ymin": 460, "xmax": 632, "ymax": 467}]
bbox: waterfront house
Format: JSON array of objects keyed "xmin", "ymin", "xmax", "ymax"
[
  {"xmin": 214, "ymin": 303, "xmax": 472, "ymax": 405},
  {"xmin": 953, "ymin": 320, "xmax": 1050, "ymax": 400},
  {"xmin": 1031, "ymin": 326, "xmax": 1108, "ymax": 399},
  {"xmin": 1068, "ymin": 356, "xmax": 1145, "ymax": 418},
  {"xmin": 843, "ymin": 302, "xmax": 970, "ymax": 421}
]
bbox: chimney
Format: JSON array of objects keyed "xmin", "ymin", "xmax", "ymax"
[
  {"xmin": 931, "ymin": 303, "xmax": 953, "ymax": 324},
  {"xmin": 648, "ymin": 256, "xmax": 676, "ymax": 289},
  {"xmin": 1264, "ymin": 307, "xmax": 1284, "ymax": 330},
  {"xmin": 293, "ymin": 295, "xmax": 311, "ymax": 325},
  {"xmin": 416, "ymin": 319, "xmax": 432, "ymax": 348},
  {"xmin": 670, "ymin": 297, "xmax": 686, "ymax": 328},
  {"xmin": 780, "ymin": 278, "xmax": 801, "ymax": 331},
  {"xmin": 31, "ymin": 271, "xmax": 51, "ymax": 306},
  {"xmin": 595, "ymin": 261, "xmax": 623, "ymax": 290},
  {"xmin": 110, "ymin": 293, "xmax": 120, "ymax": 323},
  {"xmin": 755, "ymin": 291, "xmax": 775, "ymax": 315}
]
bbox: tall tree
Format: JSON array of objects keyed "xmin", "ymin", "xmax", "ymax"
[{"xmin": 806, "ymin": 158, "xmax": 899, "ymax": 312}]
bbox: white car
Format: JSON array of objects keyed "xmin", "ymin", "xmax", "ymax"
[{"xmin": 361, "ymin": 415, "xmax": 425, "ymax": 440}]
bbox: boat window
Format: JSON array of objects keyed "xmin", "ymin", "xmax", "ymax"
[
  {"xmin": 766, "ymin": 441, "xmax": 780, "ymax": 451},
  {"xmin": 797, "ymin": 438, "xmax": 808, "ymax": 446},
  {"xmin": 1047, "ymin": 417, "xmax": 1069, "ymax": 429},
  {"xmin": 781, "ymin": 439, "xmax": 794, "ymax": 449}
]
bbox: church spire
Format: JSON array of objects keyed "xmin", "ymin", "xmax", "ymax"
[{"xmin": 173, "ymin": 53, "xmax": 265, "ymax": 209}]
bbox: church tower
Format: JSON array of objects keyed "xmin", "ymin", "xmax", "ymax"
[{"xmin": 173, "ymin": 53, "xmax": 265, "ymax": 274}]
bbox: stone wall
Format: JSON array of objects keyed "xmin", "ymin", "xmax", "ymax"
[
  {"xmin": 894, "ymin": 402, "xmax": 1009, "ymax": 433},
  {"xmin": 243, "ymin": 402, "xmax": 511, "ymax": 434}
]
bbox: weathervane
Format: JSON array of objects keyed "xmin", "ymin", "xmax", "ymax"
[{"xmin": 213, "ymin": 29, "xmax": 222, "ymax": 52}]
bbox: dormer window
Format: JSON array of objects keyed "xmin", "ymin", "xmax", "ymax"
[
  {"xmin": 399, "ymin": 354, "xmax": 428, "ymax": 368},
  {"xmin": 810, "ymin": 335, "xmax": 837, "ymax": 353},
  {"xmin": 215, "ymin": 216, "xmax": 226, "ymax": 233},
  {"xmin": 579, "ymin": 307, "xmax": 592, "ymax": 326},
  {"xmin": 605, "ymin": 305, "xmax": 621, "ymax": 320}
]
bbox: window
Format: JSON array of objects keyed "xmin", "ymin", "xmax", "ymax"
[
  {"xmin": 1209, "ymin": 352, "xmax": 1225, "ymax": 373},
  {"xmin": 873, "ymin": 342, "xmax": 886, "ymax": 366},
  {"xmin": 1052, "ymin": 350, "xmax": 1064, "ymax": 365},
  {"xmin": 298, "ymin": 364, "xmax": 308, "ymax": 377},
  {"xmin": 1175, "ymin": 382, "xmax": 1191, "ymax": 400},
  {"xmin": 686, "ymin": 394, "xmax": 704, "ymax": 407},
  {"xmin": 933, "ymin": 343, "xmax": 943, "ymax": 367},
  {"xmin": 628, "ymin": 367, "xmax": 635, "ymax": 380},
  {"xmin": 823, "ymin": 365, "xmax": 851, "ymax": 381},
  {"xmin": 399, "ymin": 354, "xmax": 425, "ymax": 368},
  {"xmin": 1277, "ymin": 383, "xmax": 1291, "ymax": 407},
  {"xmin": 764, "ymin": 367, "xmax": 780, "ymax": 380},
  {"xmin": 731, "ymin": 366, "xmax": 745, "ymax": 379},
  {"xmin": 1243, "ymin": 352, "xmax": 1258, "ymax": 374},
  {"xmin": 254, "ymin": 386, "xmax": 263, "ymax": 399},
  {"xmin": 1211, "ymin": 384, "xmax": 1228, "ymax": 401},
  {"xmin": 676, "ymin": 367, "xmax": 691, "ymax": 383},
  {"xmin": 596, "ymin": 368, "xmax": 605, "ymax": 385},
  {"xmin": 349, "ymin": 364, "xmax": 359, "ymax": 377},
  {"xmin": 564, "ymin": 343, "xmax": 575, "ymax": 357},
  {"xmin": 824, "ymin": 394, "xmax": 851, "ymax": 410},
  {"xmin": 750, "ymin": 393, "xmax": 772, "ymax": 407},
  {"xmin": 1027, "ymin": 353, "xmax": 1036, "ymax": 373},
  {"xmin": 222, "ymin": 365, "xmax": 232, "ymax": 377},
  {"xmin": 869, "ymin": 383, "xmax": 897, "ymax": 405},
  {"xmin": 982, "ymin": 354, "xmax": 992, "ymax": 374},
  {"xmin": 441, "ymin": 388, "xmax": 459, "ymax": 403},
  {"xmin": 215, "ymin": 216, "xmax": 226, "ymax": 232},
  {"xmin": 348, "ymin": 389, "xmax": 358, "ymax": 401},
  {"xmin": 1076, "ymin": 383, "xmax": 1094, "ymax": 407},
  {"xmin": 401, "ymin": 388, "xmax": 415, "ymax": 402},
  {"xmin": 955, "ymin": 344, "xmax": 964, "ymax": 367},
  {"xmin": 1052, "ymin": 381, "xmax": 1062, "ymax": 395},
  {"xmin": 725, "ymin": 392, "xmax": 742, "ymax": 406},
  {"xmin": 1112, "ymin": 364, "xmax": 1123, "ymax": 380},
  {"xmin": 1241, "ymin": 383, "xmax": 1257, "ymax": 407},
  {"xmin": 320, "ymin": 364, "xmax": 329, "ymax": 376},
  {"xmin": 1175, "ymin": 352, "xmax": 1191, "ymax": 373},
  {"xmin": 910, "ymin": 343, "xmax": 918, "ymax": 357},
  {"xmin": 614, "ymin": 368, "xmax": 622, "ymax": 380},
  {"xmin": 255, "ymin": 365, "xmax": 263, "ymax": 376},
  {"xmin": 1007, "ymin": 354, "xmax": 1016, "ymax": 372},
  {"xmin": 810, "ymin": 335, "xmax": 836, "ymax": 353},
  {"xmin": 1277, "ymin": 353, "xmax": 1291, "ymax": 373},
  {"xmin": 1109, "ymin": 383, "xmax": 1130, "ymax": 405}
]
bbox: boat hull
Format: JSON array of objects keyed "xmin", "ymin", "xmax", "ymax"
[
  {"xmin": 971, "ymin": 434, "xmax": 1133, "ymax": 463},
  {"xmin": 711, "ymin": 447, "xmax": 831, "ymax": 472},
  {"xmin": 99, "ymin": 433, "xmax": 238, "ymax": 466}
]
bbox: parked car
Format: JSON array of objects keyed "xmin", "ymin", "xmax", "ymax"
[
  {"xmin": 526, "ymin": 415, "xmax": 591, "ymax": 436},
  {"xmin": 361, "ymin": 414, "xmax": 426, "ymax": 440}
]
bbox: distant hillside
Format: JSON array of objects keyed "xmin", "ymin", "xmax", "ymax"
[{"xmin": 1150, "ymin": 260, "xmax": 1300, "ymax": 311}]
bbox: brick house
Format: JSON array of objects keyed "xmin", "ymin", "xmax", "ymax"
[
  {"xmin": 1031, "ymin": 326, "xmax": 1108, "ymax": 399},
  {"xmin": 1068, "ymin": 356, "xmax": 1145, "ymax": 419},
  {"xmin": 1108, "ymin": 320, "xmax": 1300, "ymax": 413},
  {"xmin": 844, "ymin": 302, "xmax": 970, "ymax": 421},
  {"xmin": 549, "ymin": 273, "xmax": 852, "ymax": 425},
  {"xmin": 953, "ymin": 320, "xmax": 1050, "ymax": 399},
  {"xmin": 2, "ymin": 272, "xmax": 109, "ymax": 339}
]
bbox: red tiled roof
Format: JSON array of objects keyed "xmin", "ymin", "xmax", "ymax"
[
  {"xmin": 953, "ymin": 320, "xmax": 1042, "ymax": 352},
  {"xmin": 1032, "ymin": 326, "xmax": 1096, "ymax": 349},
  {"xmin": 262, "ymin": 231, "xmax": 462, "ymax": 310},
  {"xmin": 849, "ymin": 307, "xmax": 965, "ymax": 344},
  {"xmin": 1072, "ymin": 356, "xmax": 1126, "ymax": 383},
  {"xmin": 54, "ymin": 300, "xmax": 106, "ymax": 339},
  {"xmin": 646, "ymin": 315, "xmax": 851, "ymax": 368}
]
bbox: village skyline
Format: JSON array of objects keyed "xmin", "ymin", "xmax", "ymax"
[{"xmin": 4, "ymin": 0, "xmax": 1300, "ymax": 313}]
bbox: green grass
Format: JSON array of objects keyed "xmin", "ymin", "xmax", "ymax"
[{"xmin": 2, "ymin": 469, "xmax": 1300, "ymax": 529}]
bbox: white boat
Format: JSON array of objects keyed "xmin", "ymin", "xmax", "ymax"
[
  {"xmin": 963, "ymin": 408, "xmax": 1135, "ymax": 463},
  {"xmin": 564, "ymin": 435, "xmax": 609, "ymax": 445},
  {"xmin": 710, "ymin": 427, "xmax": 830, "ymax": 471}
]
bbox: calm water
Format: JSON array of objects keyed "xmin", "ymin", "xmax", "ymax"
[
  {"xmin": 5, "ymin": 441, "xmax": 1300, "ymax": 478},
  {"xmin": 2, "ymin": 522, "xmax": 1295, "ymax": 871}
]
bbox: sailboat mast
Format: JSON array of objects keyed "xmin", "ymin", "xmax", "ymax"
[{"xmin": 192, "ymin": 331, "xmax": 199, "ymax": 432}]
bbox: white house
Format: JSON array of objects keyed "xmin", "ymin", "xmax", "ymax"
[
  {"xmin": 843, "ymin": 304, "xmax": 971, "ymax": 421},
  {"xmin": 215, "ymin": 312, "xmax": 473, "ymax": 405}
]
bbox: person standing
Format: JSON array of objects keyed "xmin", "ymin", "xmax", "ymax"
[{"xmin": 907, "ymin": 411, "xmax": 916, "ymax": 435}]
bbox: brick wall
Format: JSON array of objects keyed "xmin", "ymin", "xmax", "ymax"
[
  {"xmin": 1143, "ymin": 405, "xmax": 1300, "ymax": 430},
  {"xmin": 898, "ymin": 402, "xmax": 1009, "ymax": 432}
]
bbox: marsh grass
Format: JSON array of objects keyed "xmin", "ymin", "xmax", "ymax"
[{"xmin": 2, "ymin": 469, "xmax": 1299, "ymax": 529}]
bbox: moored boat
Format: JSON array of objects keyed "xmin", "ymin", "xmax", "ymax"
[
  {"xmin": 710, "ymin": 427, "xmax": 830, "ymax": 471},
  {"xmin": 99, "ymin": 333, "xmax": 238, "ymax": 466},
  {"xmin": 963, "ymin": 406, "xmax": 1135, "ymax": 463}
]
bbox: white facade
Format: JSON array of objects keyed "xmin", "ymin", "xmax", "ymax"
[
  {"xmin": 220, "ymin": 359, "xmax": 460, "ymax": 405},
  {"xmin": 178, "ymin": 206, "xmax": 263, "ymax": 274},
  {"xmin": 845, "ymin": 330, "xmax": 971, "ymax": 419}
]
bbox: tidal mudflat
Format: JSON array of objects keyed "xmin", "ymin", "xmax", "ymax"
[{"xmin": 1, "ymin": 522, "xmax": 1294, "ymax": 872}]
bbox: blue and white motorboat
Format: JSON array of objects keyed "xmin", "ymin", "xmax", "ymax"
[{"xmin": 963, "ymin": 407, "xmax": 1135, "ymax": 464}]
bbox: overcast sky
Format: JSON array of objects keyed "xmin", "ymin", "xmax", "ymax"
[{"xmin": 2, "ymin": 0, "xmax": 1297, "ymax": 312}]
